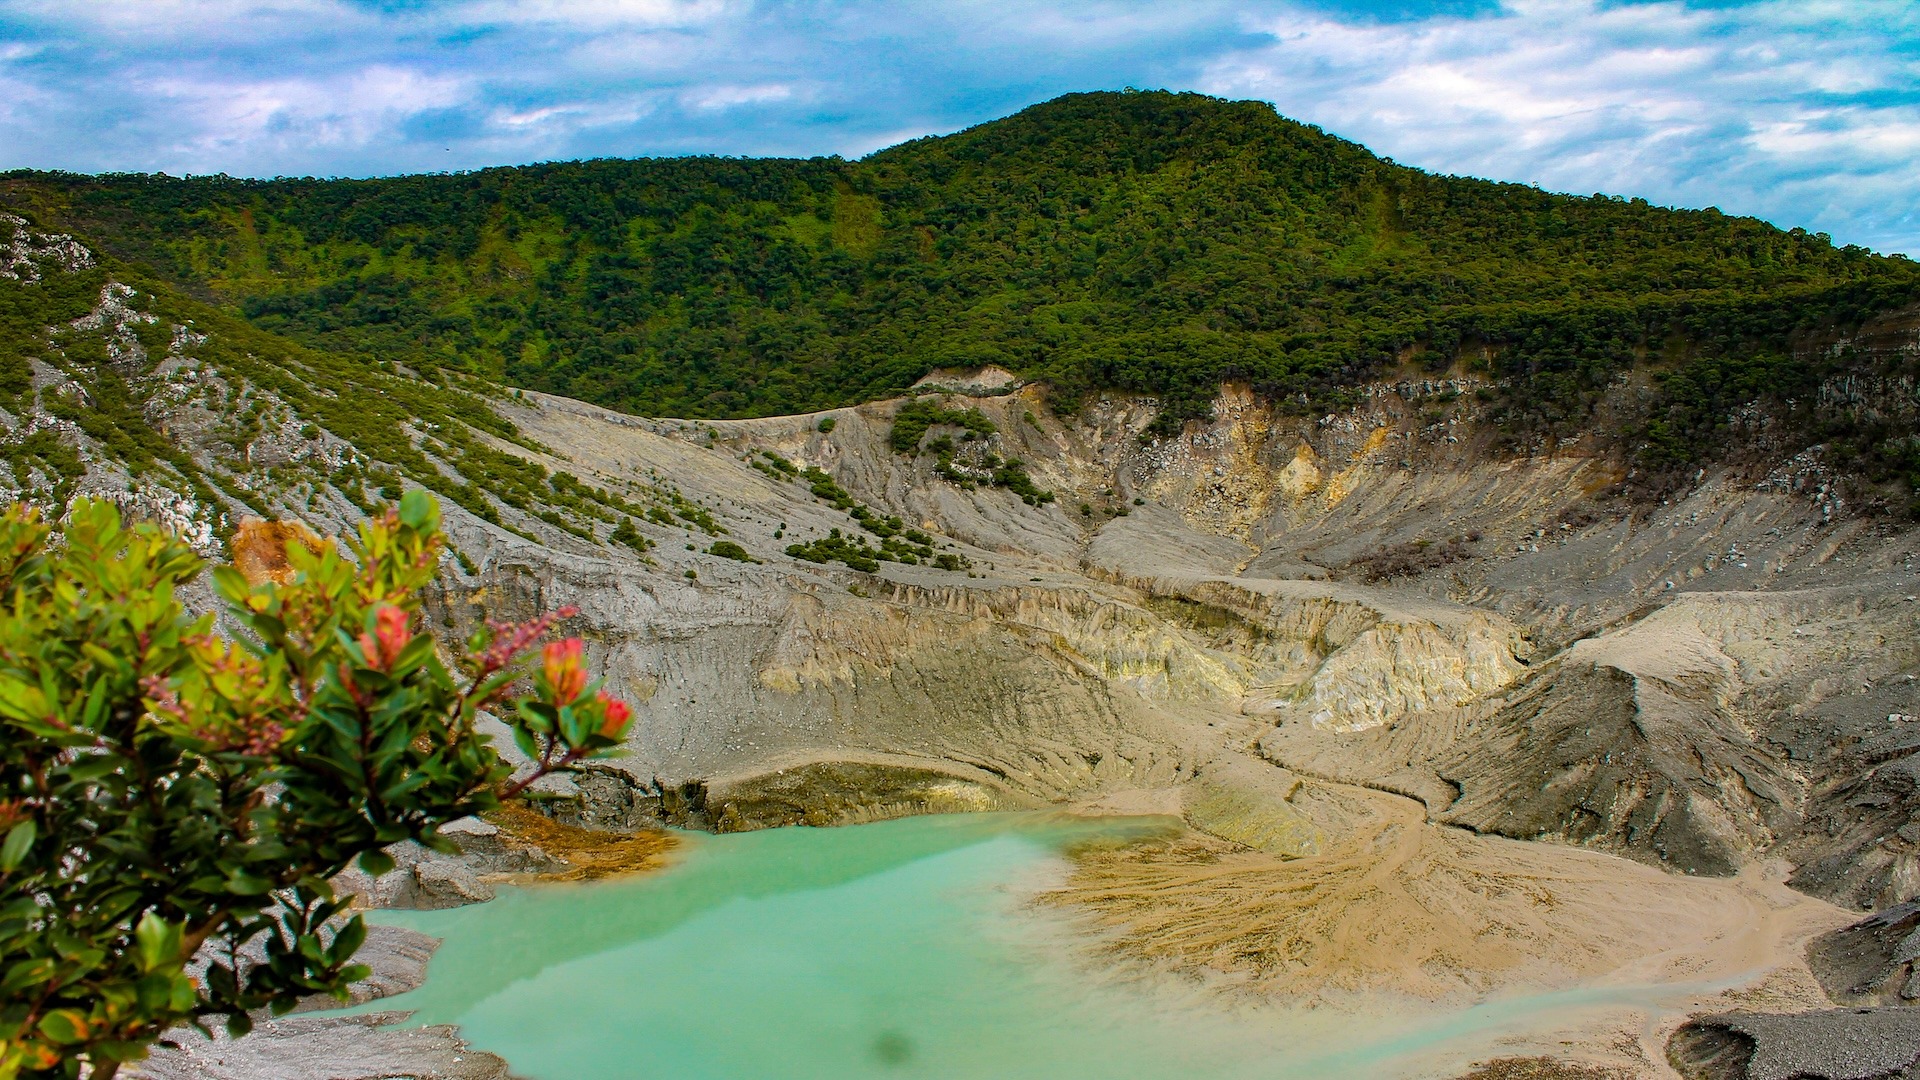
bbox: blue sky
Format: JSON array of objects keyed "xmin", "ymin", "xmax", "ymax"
[{"xmin": 1, "ymin": 1, "xmax": 1915, "ymax": 253}]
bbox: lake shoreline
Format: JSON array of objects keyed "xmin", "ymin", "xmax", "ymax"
[
  {"xmin": 375, "ymin": 812, "xmax": 1840, "ymax": 1079},
  {"xmin": 131, "ymin": 803, "xmax": 1862, "ymax": 1080}
]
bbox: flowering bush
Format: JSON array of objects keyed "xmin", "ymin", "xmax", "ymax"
[{"xmin": 0, "ymin": 492, "xmax": 631, "ymax": 1079}]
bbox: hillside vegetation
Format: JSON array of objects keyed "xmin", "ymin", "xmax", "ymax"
[
  {"xmin": 4, "ymin": 90, "xmax": 1919, "ymax": 497},
  {"xmin": 0, "ymin": 212, "xmax": 752, "ymax": 556}
]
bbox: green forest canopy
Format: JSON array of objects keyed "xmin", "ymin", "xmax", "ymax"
[{"xmin": 5, "ymin": 90, "xmax": 1919, "ymax": 494}]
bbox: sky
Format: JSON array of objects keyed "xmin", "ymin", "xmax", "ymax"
[{"xmin": 0, "ymin": 0, "xmax": 1915, "ymax": 254}]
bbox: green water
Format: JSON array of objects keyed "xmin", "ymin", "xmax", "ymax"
[{"xmin": 369, "ymin": 812, "xmax": 1697, "ymax": 1080}]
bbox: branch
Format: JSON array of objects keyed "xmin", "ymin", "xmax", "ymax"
[{"xmin": 496, "ymin": 742, "xmax": 594, "ymax": 802}]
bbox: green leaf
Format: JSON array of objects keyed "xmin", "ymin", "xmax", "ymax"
[
  {"xmin": 0, "ymin": 958, "xmax": 55, "ymax": 995},
  {"xmin": 328, "ymin": 916, "xmax": 367, "ymax": 963},
  {"xmin": 558, "ymin": 705, "xmax": 588, "ymax": 749},
  {"xmin": 211, "ymin": 564, "xmax": 252, "ymax": 606},
  {"xmin": 398, "ymin": 488, "xmax": 438, "ymax": 532},
  {"xmin": 65, "ymin": 754, "xmax": 122, "ymax": 782},
  {"xmin": 225, "ymin": 869, "xmax": 274, "ymax": 896},
  {"xmin": 0, "ymin": 676, "xmax": 49, "ymax": 724},
  {"xmin": 393, "ymin": 633, "xmax": 438, "ymax": 676},
  {"xmin": 356, "ymin": 849, "xmax": 396, "ymax": 877},
  {"xmin": 134, "ymin": 912, "xmax": 181, "ymax": 973},
  {"xmin": 0, "ymin": 1003, "xmax": 30, "ymax": 1040},
  {"xmin": 247, "ymin": 613, "xmax": 288, "ymax": 645},
  {"xmin": 515, "ymin": 699, "xmax": 557, "ymax": 733},
  {"xmin": 78, "ymin": 678, "xmax": 113, "ymax": 730},
  {"xmin": 379, "ymin": 772, "xmax": 431, "ymax": 803},
  {"xmin": 510, "ymin": 724, "xmax": 541, "ymax": 762},
  {"xmin": 79, "ymin": 643, "xmax": 130, "ymax": 679},
  {"xmin": 170, "ymin": 972, "xmax": 197, "ymax": 1011},
  {"xmin": 36, "ymin": 1008, "xmax": 88, "ymax": 1045},
  {"xmin": 204, "ymin": 961, "xmax": 238, "ymax": 1002},
  {"xmin": 0, "ymin": 820, "xmax": 34, "ymax": 872},
  {"xmin": 134, "ymin": 973, "xmax": 176, "ymax": 1012}
]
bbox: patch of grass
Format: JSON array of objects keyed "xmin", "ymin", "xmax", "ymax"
[
  {"xmin": 610, "ymin": 516, "xmax": 653, "ymax": 554},
  {"xmin": 890, "ymin": 398, "xmax": 995, "ymax": 454},
  {"xmin": 708, "ymin": 539, "xmax": 758, "ymax": 563}
]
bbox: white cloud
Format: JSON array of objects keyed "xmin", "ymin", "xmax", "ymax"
[
  {"xmin": 951, "ymin": 0, "xmax": 1236, "ymax": 46},
  {"xmin": 1197, "ymin": 0, "xmax": 1920, "ymax": 250},
  {"xmin": 682, "ymin": 83, "xmax": 796, "ymax": 111},
  {"xmin": 484, "ymin": 93, "xmax": 664, "ymax": 142},
  {"xmin": 443, "ymin": 0, "xmax": 735, "ymax": 30},
  {"xmin": 9, "ymin": 0, "xmax": 371, "ymax": 42},
  {"xmin": 140, "ymin": 65, "xmax": 471, "ymax": 171},
  {"xmin": 1746, "ymin": 111, "xmax": 1920, "ymax": 162}
]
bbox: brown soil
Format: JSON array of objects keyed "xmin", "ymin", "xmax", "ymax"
[
  {"xmin": 486, "ymin": 803, "xmax": 676, "ymax": 881},
  {"xmin": 1454, "ymin": 1059, "xmax": 1637, "ymax": 1080},
  {"xmin": 228, "ymin": 517, "xmax": 327, "ymax": 586},
  {"xmin": 1046, "ymin": 777, "xmax": 1848, "ymax": 1005}
]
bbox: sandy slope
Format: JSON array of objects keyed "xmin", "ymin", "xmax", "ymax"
[
  {"xmin": 1049, "ymin": 768, "xmax": 1850, "ymax": 1077},
  {"xmin": 1057, "ymin": 776, "xmax": 1846, "ymax": 999}
]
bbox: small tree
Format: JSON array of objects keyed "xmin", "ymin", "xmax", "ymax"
[{"xmin": 0, "ymin": 492, "xmax": 632, "ymax": 1079}]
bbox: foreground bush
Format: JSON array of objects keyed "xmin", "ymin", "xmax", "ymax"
[{"xmin": 0, "ymin": 493, "xmax": 630, "ymax": 1079}]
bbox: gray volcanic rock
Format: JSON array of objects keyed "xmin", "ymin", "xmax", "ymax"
[
  {"xmin": 133, "ymin": 927, "xmax": 514, "ymax": 1080},
  {"xmin": 1668, "ymin": 1009, "xmax": 1920, "ymax": 1080},
  {"xmin": 1789, "ymin": 734, "xmax": 1920, "ymax": 912},
  {"xmin": 131, "ymin": 1012, "xmax": 511, "ymax": 1080},
  {"xmin": 702, "ymin": 755, "xmax": 1032, "ymax": 831},
  {"xmin": 1432, "ymin": 620, "xmax": 1794, "ymax": 877},
  {"xmin": 472, "ymin": 375, "xmax": 1920, "ymax": 904},
  {"xmin": 1258, "ymin": 583, "xmax": 1920, "ymax": 887},
  {"xmin": 303, "ymin": 924, "xmax": 440, "ymax": 1010},
  {"xmin": 1810, "ymin": 903, "xmax": 1920, "ymax": 1005},
  {"xmin": 333, "ymin": 817, "xmax": 569, "ymax": 911}
]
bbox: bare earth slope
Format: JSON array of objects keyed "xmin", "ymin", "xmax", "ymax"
[{"xmin": 455, "ymin": 356, "xmax": 1920, "ymax": 907}]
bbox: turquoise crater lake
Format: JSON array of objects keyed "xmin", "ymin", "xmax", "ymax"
[{"xmin": 367, "ymin": 812, "xmax": 1673, "ymax": 1080}]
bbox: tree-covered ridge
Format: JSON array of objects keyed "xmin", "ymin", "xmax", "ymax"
[{"xmin": 3, "ymin": 90, "xmax": 1918, "ymax": 484}]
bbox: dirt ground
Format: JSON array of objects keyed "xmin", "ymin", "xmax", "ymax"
[{"xmin": 1047, "ymin": 775, "xmax": 1852, "ymax": 1078}]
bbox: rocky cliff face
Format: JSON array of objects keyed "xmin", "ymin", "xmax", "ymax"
[{"xmin": 417, "ymin": 353, "xmax": 1920, "ymax": 915}]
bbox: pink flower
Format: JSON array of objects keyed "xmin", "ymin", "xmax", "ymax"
[
  {"xmin": 358, "ymin": 606, "xmax": 412, "ymax": 671},
  {"xmin": 596, "ymin": 693, "xmax": 632, "ymax": 739},
  {"xmin": 543, "ymin": 638, "xmax": 588, "ymax": 705}
]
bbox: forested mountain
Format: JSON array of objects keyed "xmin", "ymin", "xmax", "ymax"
[{"xmin": 4, "ymin": 90, "xmax": 1919, "ymax": 492}]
